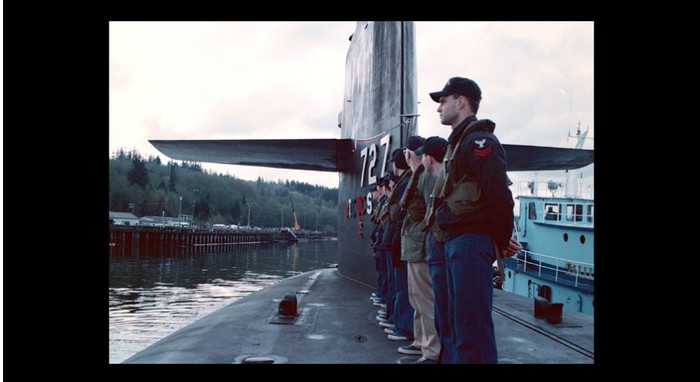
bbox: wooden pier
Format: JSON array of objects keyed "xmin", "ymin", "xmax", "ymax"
[{"xmin": 109, "ymin": 226, "xmax": 280, "ymax": 256}]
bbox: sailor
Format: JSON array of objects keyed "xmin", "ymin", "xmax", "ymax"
[
  {"xmin": 369, "ymin": 181, "xmax": 389, "ymax": 310},
  {"xmin": 397, "ymin": 135, "xmax": 441, "ymax": 364},
  {"xmin": 416, "ymin": 135, "xmax": 452, "ymax": 363},
  {"xmin": 375, "ymin": 173, "xmax": 395, "ymax": 326},
  {"xmin": 381, "ymin": 148, "xmax": 415, "ymax": 342},
  {"xmin": 429, "ymin": 76, "xmax": 522, "ymax": 363}
]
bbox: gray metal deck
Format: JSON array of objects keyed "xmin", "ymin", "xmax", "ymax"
[{"xmin": 122, "ymin": 268, "xmax": 593, "ymax": 364}]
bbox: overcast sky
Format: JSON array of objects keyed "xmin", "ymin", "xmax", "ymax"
[{"xmin": 109, "ymin": 21, "xmax": 594, "ymax": 196}]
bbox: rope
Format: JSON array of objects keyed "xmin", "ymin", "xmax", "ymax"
[{"xmin": 352, "ymin": 122, "xmax": 405, "ymax": 151}]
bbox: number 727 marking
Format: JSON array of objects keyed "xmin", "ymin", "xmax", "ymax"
[{"xmin": 359, "ymin": 134, "xmax": 392, "ymax": 187}]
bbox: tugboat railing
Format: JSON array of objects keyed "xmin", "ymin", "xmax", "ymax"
[{"xmin": 515, "ymin": 249, "xmax": 594, "ymax": 287}]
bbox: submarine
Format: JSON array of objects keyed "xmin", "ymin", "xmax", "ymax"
[{"xmin": 124, "ymin": 21, "xmax": 594, "ymax": 364}]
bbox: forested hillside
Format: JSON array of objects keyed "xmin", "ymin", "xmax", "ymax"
[{"xmin": 109, "ymin": 149, "xmax": 339, "ymax": 234}]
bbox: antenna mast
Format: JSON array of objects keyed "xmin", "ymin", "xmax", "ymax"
[{"xmin": 564, "ymin": 122, "xmax": 591, "ymax": 197}]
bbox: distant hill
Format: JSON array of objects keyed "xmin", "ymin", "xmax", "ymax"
[{"xmin": 109, "ymin": 148, "xmax": 339, "ymax": 234}]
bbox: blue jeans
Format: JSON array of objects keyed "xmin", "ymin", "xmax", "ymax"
[
  {"xmin": 375, "ymin": 250, "xmax": 388, "ymax": 302},
  {"xmin": 392, "ymin": 259, "xmax": 414, "ymax": 339},
  {"xmin": 384, "ymin": 249, "xmax": 395, "ymax": 322},
  {"xmin": 426, "ymin": 232, "xmax": 451, "ymax": 363},
  {"xmin": 444, "ymin": 232, "xmax": 497, "ymax": 364}
]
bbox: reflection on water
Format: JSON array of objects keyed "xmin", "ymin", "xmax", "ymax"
[{"xmin": 109, "ymin": 240, "xmax": 337, "ymax": 364}]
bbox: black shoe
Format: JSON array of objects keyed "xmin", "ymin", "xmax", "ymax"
[{"xmin": 398, "ymin": 345, "xmax": 422, "ymax": 355}]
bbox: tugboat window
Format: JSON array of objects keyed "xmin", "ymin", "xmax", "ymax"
[
  {"xmin": 587, "ymin": 204, "xmax": 594, "ymax": 223},
  {"xmin": 529, "ymin": 202, "xmax": 537, "ymax": 220},
  {"xmin": 566, "ymin": 204, "xmax": 583, "ymax": 222},
  {"xmin": 544, "ymin": 203, "xmax": 559, "ymax": 220}
]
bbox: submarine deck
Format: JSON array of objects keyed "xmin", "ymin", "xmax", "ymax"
[{"xmin": 122, "ymin": 268, "xmax": 594, "ymax": 364}]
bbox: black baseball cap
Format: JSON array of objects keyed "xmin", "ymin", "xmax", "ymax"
[
  {"xmin": 429, "ymin": 77, "xmax": 482, "ymax": 102},
  {"xmin": 388, "ymin": 148, "xmax": 409, "ymax": 170},
  {"xmin": 378, "ymin": 171, "xmax": 393, "ymax": 187},
  {"xmin": 403, "ymin": 135, "xmax": 425, "ymax": 152},
  {"xmin": 415, "ymin": 136, "xmax": 448, "ymax": 162}
]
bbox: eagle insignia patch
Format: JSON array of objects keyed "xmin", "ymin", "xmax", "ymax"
[{"xmin": 473, "ymin": 139, "xmax": 492, "ymax": 157}]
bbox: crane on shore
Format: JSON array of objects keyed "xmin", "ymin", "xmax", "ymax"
[{"xmin": 290, "ymin": 195, "xmax": 301, "ymax": 231}]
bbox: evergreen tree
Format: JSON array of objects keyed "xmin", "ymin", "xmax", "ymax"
[
  {"xmin": 195, "ymin": 197, "xmax": 210, "ymax": 221},
  {"xmin": 169, "ymin": 162, "xmax": 178, "ymax": 192},
  {"xmin": 128, "ymin": 154, "xmax": 150, "ymax": 190},
  {"xmin": 229, "ymin": 200, "xmax": 241, "ymax": 224}
]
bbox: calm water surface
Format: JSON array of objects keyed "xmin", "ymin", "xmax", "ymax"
[{"xmin": 109, "ymin": 240, "xmax": 338, "ymax": 363}]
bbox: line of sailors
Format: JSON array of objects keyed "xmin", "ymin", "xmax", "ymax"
[
  {"xmin": 368, "ymin": 135, "xmax": 447, "ymax": 364},
  {"xmin": 368, "ymin": 129, "xmax": 518, "ymax": 363},
  {"xmin": 369, "ymin": 77, "xmax": 522, "ymax": 364}
]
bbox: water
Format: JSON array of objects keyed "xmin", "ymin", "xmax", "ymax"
[{"xmin": 109, "ymin": 239, "xmax": 338, "ymax": 364}]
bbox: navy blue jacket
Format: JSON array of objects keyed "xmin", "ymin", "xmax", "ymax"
[
  {"xmin": 436, "ymin": 115, "xmax": 514, "ymax": 251},
  {"xmin": 379, "ymin": 170, "xmax": 410, "ymax": 266},
  {"xmin": 389, "ymin": 172, "xmax": 410, "ymax": 251},
  {"xmin": 370, "ymin": 196, "xmax": 387, "ymax": 255}
]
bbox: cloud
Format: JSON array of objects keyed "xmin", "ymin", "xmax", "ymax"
[{"xmin": 110, "ymin": 21, "xmax": 593, "ymax": 189}]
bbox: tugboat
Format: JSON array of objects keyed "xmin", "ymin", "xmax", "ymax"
[{"xmin": 501, "ymin": 126, "xmax": 594, "ymax": 316}]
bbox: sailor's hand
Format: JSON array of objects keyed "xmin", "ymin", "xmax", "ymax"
[
  {"xmin": 502, "ymin": 237, "xmax": 522, "ymax": 258},
  {"xmin": 493, "ymin": 275, "xmax": 503, "ymax": 289}
]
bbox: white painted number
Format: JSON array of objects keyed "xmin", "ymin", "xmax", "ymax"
[
  {"xmin": 360, "ymin": 147, "xmax": 368, "ymax": 187},
  {"xmin": 379, "ymin": 134, "xmax": 391, "ymax": 180},
  {"xmin": 367, "ymin": 144, "xmax": 377, "ymax": 186},
  {"xmin": 359, "ymin": 134, "xmax": 392, "ymax": 188}
]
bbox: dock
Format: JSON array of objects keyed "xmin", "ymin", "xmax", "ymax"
[
  {"xmin": 109, "ymin": 226, "xmax": 325, "ymax": 256},
  {"xmin": 122, "ymin": 268, "xmax": 593, "ymax": 364}
]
